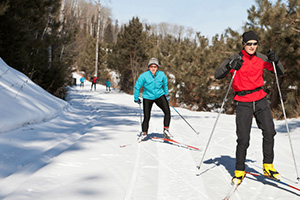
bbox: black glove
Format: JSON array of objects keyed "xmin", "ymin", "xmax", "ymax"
[
  {"xmin": 134, "ymin": 98, "xmax": 141, "ymax": 104},
  {"xmin": 267, "ymin": 50, "xmax": 279, "ymax": 63},
  {"xmin": 228, "ymin": 58, "xmax": 243, "ymax": 71},
  {"xmin": 165, "ymin": 94, "xmax": 170, "ymax": 102}
]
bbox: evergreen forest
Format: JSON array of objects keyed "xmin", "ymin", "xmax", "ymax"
[{"xmin": 0, "ymin": 0, "xmax": 300, "ymax": 118}]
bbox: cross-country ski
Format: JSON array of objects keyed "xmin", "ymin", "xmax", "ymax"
[
  {"xmin": 151, "ymin": 136, "xmax": 201, "ymax": 151},
  {"xmin": 245, "ymin": 171, "xmax": 300, "ymax": 192},
  {"xmin": 222, "ymin": 182, "xmax": 242, "ymax": 200}
]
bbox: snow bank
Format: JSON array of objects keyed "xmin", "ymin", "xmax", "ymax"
[{"xmin": 0, "ymin": 58, "xmax": 68, "ymax": 133}]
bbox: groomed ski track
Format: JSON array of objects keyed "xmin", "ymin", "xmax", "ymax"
[{"xmin": 0, "ymin": 77, "xmax": 299, "ymax": 199}]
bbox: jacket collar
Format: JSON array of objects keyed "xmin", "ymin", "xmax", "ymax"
[
  {"xmin": 148, "ymin": 69, "xmax": 157, "ymax": 77},
  {"xmin": 241, "ymin": 49, "xmax": 256, "ymax": 59}
]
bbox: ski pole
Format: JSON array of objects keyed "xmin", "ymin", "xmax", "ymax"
[
  {"xmin": 272, "ymin": 61, "xmax": 299, "ymax": 181},
  {"xmin": 170, "ymin": 104, "xmax": 200, "ymax": 135},
  {"xmin": 138, "ymin": 102, "xmax": 143, "ymax": 134},
  {"xmin": 197, "ymin": 70, "xmax": 237, "ymax": 170}
]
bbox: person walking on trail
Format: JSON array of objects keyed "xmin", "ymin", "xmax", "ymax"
[
  {"xmin": 91, "ymin": 76, "xmax": 98, "ymax": 91},
  {"xmin": 105, "ymin": 79, "xmax": 111, "ymax": 91},
  {"xmin": 134, "ymin": 57, "xmax": 171, "ymax": 141},
  {"xmin": 214, "ymin": 30, "xmax": 284, "ymax": 185},
  {"xmin": 80, "ymin": 75, "xmax": 86, "ymax": 88}
]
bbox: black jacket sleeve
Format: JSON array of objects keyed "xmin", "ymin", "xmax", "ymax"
[
  {"xmin": 256, "ymin": 52, "xmax": 284, "ymax": 76},
  {"xmin": 214, "ymin": 53, "xmax": 241, "ymax": 79},
  {"xmin": 275, "ymin": 61, "xmax": 284, "ymax": 75}
]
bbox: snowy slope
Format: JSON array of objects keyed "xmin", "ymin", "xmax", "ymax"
[
  {"xmin": 0, "ymin": 58, "xmax": 68, "ymax": 133},
  {"xmin": 0, "ymin": 59, "xmax": 299, "ymax": 199}
]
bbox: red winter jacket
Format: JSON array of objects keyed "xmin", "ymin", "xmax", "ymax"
[
  {"xmin": 92, "ymin": 77, "xmax": 98, "ymax": 83},
  {"xmin": 215, "ymin": 50, "xmax": 284, "ymax": 102}
]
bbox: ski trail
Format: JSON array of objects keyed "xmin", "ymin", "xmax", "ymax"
[
  {"xmin": 142, "ymin": 145, "xmax": 208, "ymax": 199},
  {"xmin": 0, "ymin": 125, "xmax": 92, "ymax": 198},
  {"xmin": 141, "ymin": 105, "xmax": 207, "ymax": 199},
  {"xmin": 123, "ymin": 142, "xmax": 141, "ymax": 200},
  {"xmin": 248, "ymin": 183, "xmax": 265, "ymax": 200},
  {"xmin": 0, "ymin": 88, "xmax": 103, "ymax": 198}
]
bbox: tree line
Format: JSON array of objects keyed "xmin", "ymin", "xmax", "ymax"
[{"xmin": 0, "ymin": 0, "xmax": 299, "ymax": 118}]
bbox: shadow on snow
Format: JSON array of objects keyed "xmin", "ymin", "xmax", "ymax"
[{"xmin": 203, "ymin": 155, "xmax": 300, "ymax": 196}]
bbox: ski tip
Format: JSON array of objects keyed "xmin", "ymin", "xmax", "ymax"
[{"xmin": 196, "ymin": 166, "xmax": 200, "ymax": 170}]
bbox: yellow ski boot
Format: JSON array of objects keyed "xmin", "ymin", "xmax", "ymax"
[
  {"xmin": 263, "ymin": 163, "xmax": 281, "ymax": 180},
  {"xmin": 232, "ymin": 170, "xmax": 245, "ymax": 185}
]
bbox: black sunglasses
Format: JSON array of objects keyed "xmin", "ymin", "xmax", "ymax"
[{"xmin": 245, "ymin": 42, "xmax": 258, "ymax": 46}]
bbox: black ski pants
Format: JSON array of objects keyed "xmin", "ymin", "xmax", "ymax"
[
  {"xmin": 142, "ymin": 95, "xmax": 171, "ymax": 133},
  {"xmin": 91, "ymin": 82, "xmax": 96, "ymax": 90},
  {"xmin": 235, "ymin": 97, "xmax": 276, "ymax": 171}
]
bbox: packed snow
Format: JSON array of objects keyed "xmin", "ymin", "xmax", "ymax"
[{"xmin": 0, "ymin": 58, "xmax": 300, "ymax": 199}]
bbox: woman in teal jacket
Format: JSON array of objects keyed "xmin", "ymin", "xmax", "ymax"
[{"xmin": 134, "ymin": 57, "xmax": 171, "ymax": 141}]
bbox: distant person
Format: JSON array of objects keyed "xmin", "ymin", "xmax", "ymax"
[
  {"xmin": 105, "ymin": 79, "xmax": 111, "ymax": 91},
  {"xmin": 80, "ymin": 75, "xmax": 86, "ymax": 88},
  {"xmin": 214, "ymin": 30, "xmax": 284, "ymax": 185},
  {"xmin": 134, "ymin": 57, "xmax": 171, "ymax": 141},
  {"xmin": 91, "ymin": 76, "xmax": 98, "ymax": 91}
]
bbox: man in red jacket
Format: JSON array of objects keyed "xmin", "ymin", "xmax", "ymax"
[
  {"xmin": 90, "ymin": 76, "xmax": 98, "ymax": 91},
  {"xmin": 214, "ymin": 30, "xmax": 284, "ymax": 185}
]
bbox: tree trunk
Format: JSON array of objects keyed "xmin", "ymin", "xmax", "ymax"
[
  {"xmin": 58, "ymin": 0, "xmax": 65, "ymax": 62},
  {"xmin": 48, "ymin": 45, "xmax": 52, "ymax": 69},
  {"xmin": 95, "ymin": 0, "xmax": 101, "ymax": 77},
  {"xmin": 46, "ymin": 6, "xmax": 53, "ymax": 69},
  {"xmin": 58, "ymin": 0, "xmax": 65, "ymax": 37},
  {"xmin": 60, "ymin": 44, "xmax": 65, "ymax": 62}
]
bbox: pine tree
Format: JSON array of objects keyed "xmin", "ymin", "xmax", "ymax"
[
  {"xmin": 0, "ymin": 0, "xmax": 72, "ymax": 98},
  {"xmin": 107, "ymin": 17, "xmax": 151, "ymax": 93},
  {"xmin": 245, "ymin": 0, "xmax": 300, "ymax": 118},
  {"xmin": 104, "ymin": 18, "xmax": 114, "ymax": 45},
  {"xmin": 77, "ymin": 35, "xmax": 97, "ymax": 76}
]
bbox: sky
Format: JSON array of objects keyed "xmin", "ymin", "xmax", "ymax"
[
  {"xmin": 106, "ymin": 0, "xmax": 279, "ymax": 39},
  {"xmin": 0, "ymin": 57, "xmax": 300, "ymax": 199}
]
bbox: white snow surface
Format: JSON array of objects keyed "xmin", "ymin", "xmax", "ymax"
[
  {"xmin": 0, "ymin": 58, "xmax": 300, "ymax": 199},
  {"xmin": 0, "ymin": 58, "xmax": 68, "ymax": 133}
]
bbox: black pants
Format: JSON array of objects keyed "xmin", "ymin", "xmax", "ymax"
[
  {"xmin": 142, "ymin": 95, "xmax": 171, "ymax": 133},
  {"xmin": 91, "ymin": 83, "xmax": 96, "ymax": 90},
  {"xmin": 235, "ymin": 97, "xmax": 276, "ymax": 171}
]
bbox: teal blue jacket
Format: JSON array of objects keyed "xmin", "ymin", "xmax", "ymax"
[{"xmin": 134, "ymin": 70, "xmax": 168, "ymax": 101}]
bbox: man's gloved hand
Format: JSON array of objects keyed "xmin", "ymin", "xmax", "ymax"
[
  {"xmin": 267, "ymin": 50, "xmax": 279, "ymax": 63},
  {"xmin": 134, "ymin": 98, "xmax": 141, "ymax": 104},
  {"xmin": 165, "ymin": 94, "xmax": 170, "ymax": 102},
  {"xmin": 229, "ymin": 58, "xmax": 244, "ymax": 71}
]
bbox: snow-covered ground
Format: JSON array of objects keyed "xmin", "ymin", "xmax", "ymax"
[{"xmin": 0, "ymin": 58, "xmax": 300, "ymax": 199}]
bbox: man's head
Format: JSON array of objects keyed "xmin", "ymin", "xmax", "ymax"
[{"xmin": 242, "ymin": 31, "xmax": 259, "ymax": 55}]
